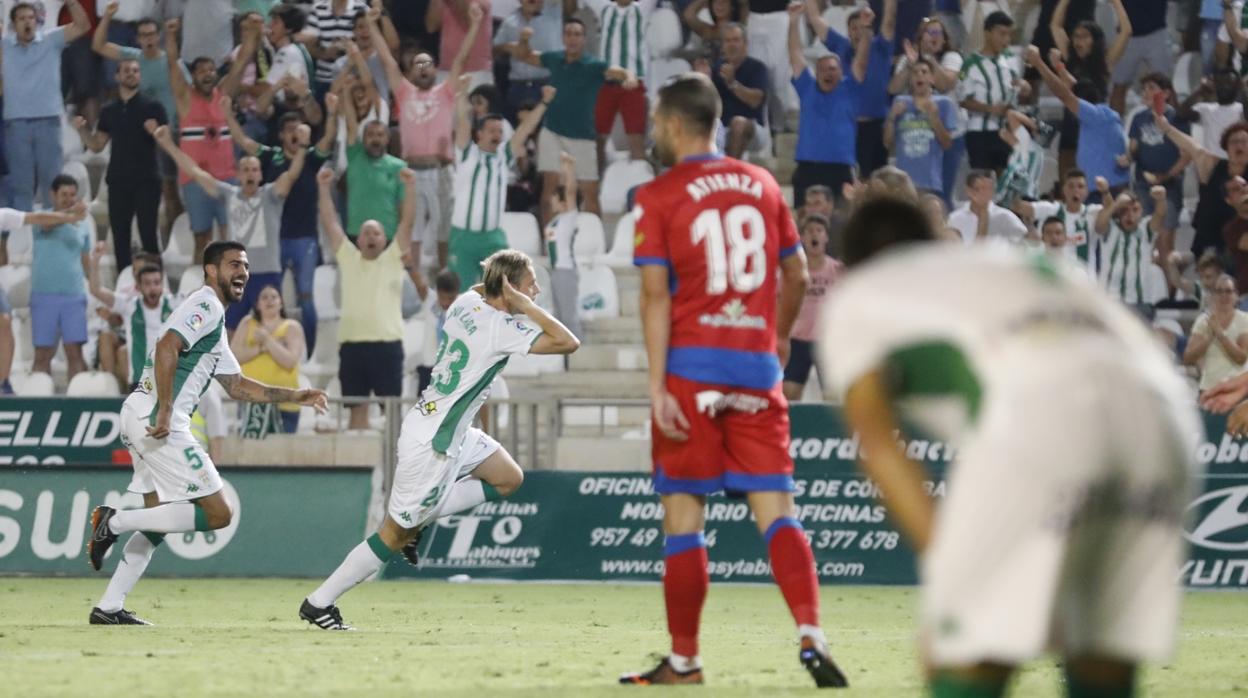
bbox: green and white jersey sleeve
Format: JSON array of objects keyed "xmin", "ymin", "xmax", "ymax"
[
  {"xmin": 127, "ymin": 286, "xmax": 241, "ymax": 434},
  {"xmin": 407, "ymin": 290, "xmax": 543, "ymax": 457}
]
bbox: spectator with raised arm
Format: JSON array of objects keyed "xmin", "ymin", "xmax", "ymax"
[
  {"xmin": 544, "ymin": 151, "xmax": 582, "ymax": 342},
  {"xmin": 1093, "ymin": 178, "xmax": 1171, "ymax": 312},
  {"xmin": 30, "ymin": 176, "xmax": 91, "ymax": 381},
  {"xmin": 427, "ymin": 0, "xmax": 494, "ymax": 89},
  {"xmin": 787, "ymin": 2, "xmax": 866, "ymax": 207},
  {"xmin": 222, "ymin": 93, "xmax": 339, "ymax": 354},
  {"xmin": 92, "ymin": 3, "xmax": 185, "ymax": 243},
  {"xmin": 167, "ymin": 16, "xmax": 250, "ymax": 262},
  {"xmin": 342, "ymin": 108, "xmax": 407, "ymax": 242},
  {"xmin": 494, "ymin": 0, "xmax": 569, "ymax": 119},
  {"xmin": 887, "ymin": 19, "xmax": 963, "ymax": 205},
  {"xmin": 2, "ymin": 0, "xmax": 90, "ymax": 211},
  {"xmin": 709, "ymin": 23, "xmax": 768, "ymax": 161},
  {"xmin": 448, "ymin": 80, "xmax": 553, "ymax": 285},
  {"xmin": 582, "ymin": 0, "xmax": 656, "ymax": 166},
  {"xmin": 1156, "ymin": 112, "xmax": 1248, "ymax": 256},
  {"xmin": 332, "ymin": 6, "xmax": 398, "ymax": 102},
  {"xmin": 304, "ymin": 0, "xmax": 370, "ymax": 100},
  {"xmin": 1026, "ymin": 44, "xmax": 1128, "ymax": 203},
  {"xmin": 1047, "ymin": 0, "xmax": 1130, "ymax": 175},
  {"xmin": 372, "ymin": 1, "xmax": 482, "ymax": 271},
  {"xmin": 1107, "ymin": 0, "xmax": 1168, "ymax": 115},
  {"xmin": 683, "ymin": 0, "xmax": 748, "ymax": 60},
  {"xmin": 73, "ymin": 57, "xmax": 166, "ymax": 274},
  {"xmin": 510, "ymin": 18, "xmax": 637, "ymax": 221},
  {"xmin": 0, "ymin": 201, "xmax": 89, "ymax": 393},
  {"xmin": 1013, "ymin": 169, "xmax": 1101, "ymax": 273},
  {"xmin": 317, "ymin": 165, "xmax": 417, "ymax": 431},
  {"xmin": 151, "ymin": 121, "xmax": 308, "ymax": 329},
  {"xmin": 1122, "ymin": 73, "xmax": 1189, "ymax": 236}
]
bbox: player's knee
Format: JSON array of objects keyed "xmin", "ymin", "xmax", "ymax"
[
  {"xmin": 493, "ymin": 463, "xmax": 524, "ymax": 497},
  {"xmin": 205, "ymin": 504, "xmax": 233, "ymax": 530}
]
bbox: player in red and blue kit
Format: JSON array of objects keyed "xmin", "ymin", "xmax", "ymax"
[{"xmin": 619, "ymin": 73, "xmax": 848, "ymax": 689}]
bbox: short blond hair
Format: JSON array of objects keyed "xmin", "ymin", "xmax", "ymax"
[{"xmin": 481, "ymin": 249, "xmax": 535, "ymax": 297}]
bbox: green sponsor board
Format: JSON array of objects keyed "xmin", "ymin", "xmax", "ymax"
[
  {"xmin": 0, "ymin": 398, "xmax": 127, "ymax": 465},
  {"xmin": 388, "ymin": 406, "xmax": 1248, "ymax": 588},
  {"xmin": 0, "ymin": 467, "xmax": 372, "ymax": 576}
]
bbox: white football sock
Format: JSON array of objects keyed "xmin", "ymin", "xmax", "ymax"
[
  {"xmin": 669, "ymin": 653, "xmax": 701, "ymax": 672},
  {"xmin": 307, "ymin": 536, "xmax": 391, "ymax": 608},
  {"xmin": 436, "ymin": 478, "xmax": 489, "ymax": 518},
  {"xmin": 109, "ymin": 502, "xmax": 197, "ymax": 534},
  {"xmin": 799, "ymin": 624, "xmax": 827, "ymax": 649},
  {"xmin": 97, "ymin": 533, "xmax": 161, "ymax": 612}
]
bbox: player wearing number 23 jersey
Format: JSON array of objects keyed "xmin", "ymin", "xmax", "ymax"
[{"xmin": 633, "ymin": 153, "xmax": 802, "ymax": 494}]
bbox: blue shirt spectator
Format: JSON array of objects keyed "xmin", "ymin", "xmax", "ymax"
[
  {"xmin": 889, "ymin": 94, "xmax": 957, "ymax": 192},
  {"xmin": 495, "ymin": 0, "xmax": 565, "ymax": 82},
  {"xmin": 1077, "ymin": 98, "xmax": 1130, "ymax": 188},
  {"xmin": 858, "ymin": 35, "xmax": 895, "ymax": 119},
  {"xmin": 1129, "ymin": 106, "xmax": 1186, "ymax": 184},
  {"xmin": 792, "ymin": 64, "xmax": 860, "ymax": 165},
  {"xmin": 2, "ymin": 26, "xmax": 67, "ymax": 120},
  {"xmin": 32, "ymin": 219, "xmax": 91, "ymax": 295}
]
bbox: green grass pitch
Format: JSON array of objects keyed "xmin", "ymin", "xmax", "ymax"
[{"xmin": 1, "ymin": 579, "xmax": 1245, "ymax": 697}]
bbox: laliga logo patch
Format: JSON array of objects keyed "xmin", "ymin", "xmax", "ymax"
[
  {"xmin": 1184, "ymin": 485, "xmax": 1248, "ymax": 551},
  {"xmin": 186, "ymin": 312, "xmax": 205, "ymax": 331}
]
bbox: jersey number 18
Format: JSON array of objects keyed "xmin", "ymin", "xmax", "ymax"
[{"xmin": 691, "ymin": 205, "xmax": 767, "ymax": 295}]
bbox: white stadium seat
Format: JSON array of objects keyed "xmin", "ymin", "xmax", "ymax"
[
  {"xmin": 0, "ymin": 263, "xmax": 32, "ymax": 308},
  {"xmin": 501, "ymin": 212, "xmax": 542, "ymax": 256},
  {"xmin": 533, "ymin": 263, "xmax": 556, "ymax": 313},
  {"xmin": 164, "ymin": 212, "xmax": 195, "ymax": 279},
  {"xmin": 66, "ymin": 371, "xmax": 121, "ymax": 396},
  {"xmin": 602, "ymin": 212, "xmax": 636, "ymax": 268},
  {"xmin": 647, "ymin": 7, "xmax": 682, "ymax": 59},
  {"xmin": 600, "ymin": 160, "xmax": 654, "ymax": 215},
  {"xmin": 303, "ymin": 318, "xmax": 340, "ymax": 388},
  {"xmin": 12, "ymin": 371, "xmax": 54, "ymax": 396},
  {"xmin": 313, "ymin": 264, "xmax": 341, "ymax": 320},
  {"xmin": 176, "ymin": 266, "xmax": 204, "ymax": 299},
  {"xmin": 401, "ymin": 316, "xmax": 428, "ymax": 372},
  {"xmin": 573, "ymin": 212, "xmax": 606, "ymax": 264},
  {"xmin": 647, "ymin": 58, "xmax": 690, "ymax": 101},
  {"xmin": 62, "ymin": 160, "xmax": 92, "ymax": 203},
  {"xmin": 578, "ymin": 265, "xmax": 620, "ymax": 321}
]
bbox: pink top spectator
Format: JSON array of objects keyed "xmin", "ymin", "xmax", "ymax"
[
  {"xmin": 791, "ymin": 258, "xmax": 842, "ymax": 342},
  {"xmin": 178, "ymin": 87, "xmax": 236, "ymax": 185},
  {"xmin": 395, "ymin": 80, "xmax": 457, "ymax": 162},
  {"xmin": 438, "ymin": 0, "xmax": 492, "ymax": 74}
]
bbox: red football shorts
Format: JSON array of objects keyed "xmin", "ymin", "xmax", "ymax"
[
  {"xmin": 594, "ymin": 82, "xmax": 648, "ymax": 135},
  {"xmin": 651, "ymin": 373, "xmax": 794, "ymax": 495}
]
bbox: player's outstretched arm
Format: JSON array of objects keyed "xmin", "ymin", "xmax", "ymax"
[
  {"xmin": 843, "ymin": 369, "xmax": 934, "ymax": 552},
  {"xmin": 503, "ymin": 277, "xmax": 580, "ymax": 355},
  {"xmin": 215, "ymin": 372, "xmax": 329, "ymax": 412}
]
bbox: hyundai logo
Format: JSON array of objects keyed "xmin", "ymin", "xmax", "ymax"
[{"xmin": 1183, "ymin": 485, "xmax": 1248, "ymax": 552}]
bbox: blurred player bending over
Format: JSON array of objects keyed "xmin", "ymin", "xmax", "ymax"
[
  {"xmin": 85, "ymin": 241, "xmax": 329, "ymax": 625},
  {"xmin": 300, "ymin": 249, "xmax": 580, "ymax": 630},
  {"xmin": 620, "ymin": 73, "xmax": 847, "ymax": 688},
  {"xmin": 819, "ymin": 197, "xmax": 1201, "ymax": 697}
]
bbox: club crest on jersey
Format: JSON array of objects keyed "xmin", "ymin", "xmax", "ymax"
[
  {"xmin": 186, "ymin": 312, "xmax": 206, "ymax": 331},
  {"xmin": 699, "ymin": 299, "xmax": 765, "ymax": 329}
]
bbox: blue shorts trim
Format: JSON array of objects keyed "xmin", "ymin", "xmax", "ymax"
[
  {"xmin": 724, "ymin": 471, "xmax": 795, "ymax": 494},
  {"xmin": 664, "ymin": 532, "xmax": 706, "ymax": 557},
  {"xmin": 633, "ymin": 256, "xmax": 670, "ymax": 268},
  {"xmin": 763, "ymin": 516, "xmax": 802, "ymax": 544},
  {"xmin": 669, "ymin": 347, "xmax": 782, "ymax": 390},
  {"xmin": 653, "ymin": 463, "xmax": 723, "ymax": 496}
]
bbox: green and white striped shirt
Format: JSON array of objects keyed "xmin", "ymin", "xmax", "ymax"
[
  {"xmin": 1029, "ymin": 201, "xmax": 1103, "ymax": 272},
  {"xmin": 958, "ymin": 50, "xmax": 1021, "ymax": 132},
  {"xmin": 584, "ymin": 0, "xmax": 655, "ymax": 80},
  {"xmin": 113, "ymin": 292, "xmax": 177, "ymax": 387},
  {"xmin": 451, "ymin": 141, "xmax": 516, "ymax": 233},
  {"xmin": 1100, "ymin": 215, "xmax": 1157, "ymax": 305}
]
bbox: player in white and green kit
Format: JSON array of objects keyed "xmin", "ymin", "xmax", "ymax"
[
  {"xmin": 301, "ymin": 249, "xmax": 581, "ymax": 630},
  {"xmin": 818, "ymin": 197, "xmax": 1201, "ymax": 698},
  {"xmin": 85, "ymin": 240, "xmax": 329, "ymax": 625}
]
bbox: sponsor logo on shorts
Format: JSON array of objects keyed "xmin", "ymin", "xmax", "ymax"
[
  {"xmin": 695, "ymin": 390, "xmax": 769, "ymax": 418},
  {"xmin": 698, "ymin": 299, "xmax": 765, "ymax": 330},
  {"xmin": 1184, "ymin": 485, "xmax": 1248, "ymax": 551}
]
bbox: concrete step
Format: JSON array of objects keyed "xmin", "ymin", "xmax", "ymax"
[
  {"xmin": 568, "ymin": 342, "xmax": 648, "ymax": 371},
  {"xmin": 507, "ymin": 370, "xmax": 649, "ymax": 399},
  {"xmin": 561, "ymin": 404, "xmax": 650, "ymax": 429},
  {"xmin": 583, "ymin": 315, "xmax": 641, "ymax": 343}
]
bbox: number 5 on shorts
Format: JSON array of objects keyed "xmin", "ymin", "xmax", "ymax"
[{"xmin": 184, "ymin": 447, "xmax": 204, "ymax": 470}]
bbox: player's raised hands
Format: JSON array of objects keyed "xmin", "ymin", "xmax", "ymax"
[
  {"xmin": 651, "ymin": 389, "xmax": 690, "ymax": 442},
  {"xmin": 72, "ymin": 115, "xmax": 88, "ymax": 131},
  {"xmin": 786, "ymin": 2, "xmax": 803, "ymax": 18},
  {"xmin": 540, "ymin": 85, "xmax": 557, "ymax": 104},
  {"xmin": 1094, "ymin": 176, "xmax": 1110, "ymax": 194},
  {"xmin": 103, "ymin": 1, "xmax": 119, "ymax": 18},
  {"xmin": 325, "ymin": 92, "xmax": 339, "ymax": 114},
  {"xmin": 1149, "ymin": 185, "xmax": 1167, "ymax": 201},
  {"xmin": 317, "ymin": 166, "xmax": 336, "ymax": 187},
  {"xmin": 296, "ymin": 123, "xmax": 312, "ymax": 146},
  {"xmin": 399, "ymin": 167, "xmax": 417, "ymax": 186},
  {"xmin": 500, "ymin": 275, "xmax": 535, "ymax": 311},
  {"xmin": 468, "ymin": 2, "xmax": 484, "ymax": 24},
  {"xmin": 1024, "ymin": 44, "xmax": 1042, "ymax": 66}
]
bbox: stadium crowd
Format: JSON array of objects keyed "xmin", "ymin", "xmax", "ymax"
[{"xmin": 1, "ymin": 0, "xmax": 1247, "ymax": 425}]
